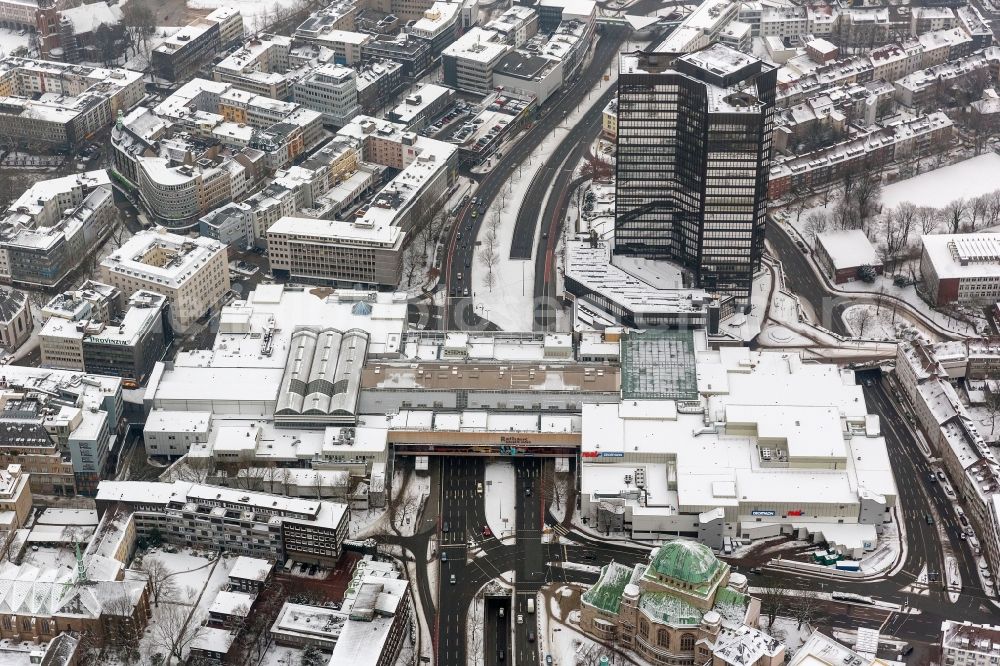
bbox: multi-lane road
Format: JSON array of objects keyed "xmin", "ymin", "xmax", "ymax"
[
  {"xmin": 440, "ymin": 23, "xmax": 637, "ymax": 331},
  {"xmin": 418, "ymin": 372, "xmax": 1000, "ymax": 666}
]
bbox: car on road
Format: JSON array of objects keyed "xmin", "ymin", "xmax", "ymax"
[
  {"xmin": 472, "ymin": 211, "xmax": 478, "ymax": 218},
  {"xmin": 441, "ymin": 551, "xmax": 448, "ymax": 561},
  {"xmin": 528, "ymin": 631, "xmax": 535, "ymax": 642},
  {"xmin": 546, "ymin": 656, "xmax": 553, "ymax": 665},
  {"xmin": 928, "ymin": 472, "xmax": 937, "ymax": 482},
  {"xmin": 450, "ymin": 574, "xmax": 456, "ymax": 585},
  {"xmin": 517, "ymin": 614, "xmax": 524, "ymax": 625},
  {"xmin": 483, "ymin": 525, "xmax": 493, "ymax": 538},
  {"xmin": 463, "ymin": 288, "xmax": 469, "ymax": 296},
  {"xmin": 925, "ymin": 514, "xmax": 934, "ymax": 525},
  {"xmin": 524, "ymin": 484, "xmax": 531, "ymax": 496},
  {"xmin": 443, "ymin": 521, "xmax": 450, "ymax": 532},
  {"xmin": 582, "ymin": 553, "xmax": 596, "ymax": 561},
  {"xmin": 499, "ymin": 607, "xmax": 504, "ymax": 617},
  {"xmin": 457, "ymin": 272, "xmax": 463, "ymax": 281},
  {"xmin": 937, "ymin": 470, "xmax": 946, "ymax": 481}
]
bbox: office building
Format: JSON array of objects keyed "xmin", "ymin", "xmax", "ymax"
[
  {"xmin": 356, "ymin": 59, "xmax": 404, "ymax": 113},
  {"xmin": 614, "ymin": 45, "xmax": 776, "ymax": 306},
  {"xmin": 0, "ymin": 289, "xmax": 30, "ymax": 350},
  {"xmin": 95, "ymin": 480, "xmax": 350, "ymax": 565},
  {"xmin": 41, "ymin": 290, "xmax": 168, "ymax": 383},
  {"xmin": 100, "ymin": 229, "xmax": 230, "ymax": 330},
  {"xmin": 213, "ymin": 34, "xmax": 293, "ymax": 100},
  {"xmin": 442, "ymin": 28, "xmax": 511, "ymax": 94},
  {"xmin": 291, "ymin": 64, "xmax": 361, "ymax": 127},
  {"xmin": 151, "ymin": 7, "xmax": 245, "ymax": 82},
  {"xmin": 407, "ymin": 1, "xmax": 461, "ymax": 54},
  {"xmin": 921, "ymin": 234, "xmax": 1000, "ymax": 306},
  {"xmin": 386, "ymin": 83, "xmax": 453, "ymax": 130}
]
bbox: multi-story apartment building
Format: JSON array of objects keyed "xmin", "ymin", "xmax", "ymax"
[
  {"xmin": 911, "ymin": 7, "xmax": 956, "ymax": 35},
  {"xmin": 768, "ymin": 112, "xmax": 953, "ymax": 198},
  {"xmin": 940, "ymin": 620, "xmax": 1000, "ymax": 665},
  {"xmin": 95, "ymin": 480, "xmax": 350, "ymax": 565},
  {"xmin": 0, "ymin": 463, "xmax": 32, "ymax": 529},
  {"xmin": 0, "ymin": 0, "xmax": 38, "ymax": 28},
  {"xmin": 895, "ymin": 340, "xmax": 1000, "ymax": 582},
  {"xmin": 0, "ymin": 170, "xmax": 116, "ymax": 288},
  {"xmin": 213, "ymin": 34, "xmax": 293, "ymax": 100},
  {"xmin": 0, "ymin": 367, "xmax": 123, "ymax": 495},
  {"xmin": 614, "ymin": 45, "xmax": 776, "ymax": 307},
  {"xmin": 291, "ymin": 64, "xmax": 361, "ymax": 127},
  {"xmin": 0, "ymin": 57, "xmax": 143, "ymax": 149},
  {"xmin": 152, "ymin": 6, "xmax": 244, "ymax": 82},
  {"xmin": 356, "ymin": 59, "xmax": 404, "ymax": 114},
  {"xmin": 100, "ymin": 230, "xmax": 230, "ymax": 330},
  {"xmin": 442, "ymin": 28, "xmax": 511, "ymax": 94}
]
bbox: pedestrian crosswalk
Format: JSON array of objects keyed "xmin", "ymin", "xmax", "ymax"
[{"xmin": 552, "ymin": 524, "xmax": 569, "ymax": 537}]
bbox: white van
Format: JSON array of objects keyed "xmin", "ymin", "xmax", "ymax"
[{"xmin": 527, "ymin": 598, "xmax": 535, "ymax": 614}]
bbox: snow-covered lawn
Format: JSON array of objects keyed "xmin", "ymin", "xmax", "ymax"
[
  {"xmin": 881, "ymin": 153, "xmax": 1000, "ymax": 209},
  {"xmin": 137, "ymin": 548, "xmax": 234, "ymax": 663},
  {"xmin": 485, "ymin": 461, "xmax": 516, "ymax": 540},
  {"xmin": 0, "ymin": 28, "xmax": 30, "ymax": 57},
  {"xmin": 842, "ymin": 303, "xmax": 922, "ymax": 341}
]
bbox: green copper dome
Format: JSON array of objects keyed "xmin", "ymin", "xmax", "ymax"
[{"xmin": 648, "ymin": 540, "xmax": 722, "ymax": 585}]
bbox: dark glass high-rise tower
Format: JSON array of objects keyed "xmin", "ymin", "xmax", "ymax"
[{"xmin": 614, "ymin": 43, "xmax": 776, "ymax": 306}]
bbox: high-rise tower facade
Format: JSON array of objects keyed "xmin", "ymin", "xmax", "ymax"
[{"xmin": 614, "ymin": 44, "xmax": 776, "ymax": 305}]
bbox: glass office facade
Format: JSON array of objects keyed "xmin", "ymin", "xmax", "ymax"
[{"xmin": 614, "ymin": 47, "xmax": 776, "ymax": 306}]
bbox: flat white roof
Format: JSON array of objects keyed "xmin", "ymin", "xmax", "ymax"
[
  {"xmin": 816, "ymin": 229, "xmax": 881, "ymax": 270},
  {"xmin": 922, "ymin": 233, "xmax": 1000, "ymax": 280}
]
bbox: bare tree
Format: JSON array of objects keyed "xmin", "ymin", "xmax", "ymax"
[
  {"xmin": 140, "ymin": 558, "xmax": 177, "ymax": 608},
  {"xmin": 401, "ymin": 242, "xmax": 424, "ymax": 288},
  {"xmin": 102, "ymin": 594, "xmax": 144, "ymax": 662},
  {"xmin": 917, "ymin": 206, "xmax": 939, "ymax": 235},
  {"xmin": 149, "ymin": 601, "xmax": 205, "ymax": 663},
  {"xmin": 944, "ymin": 198, "xmax": 968, "ymax": 234},
  {"xmin": 263, "ymin": 464, "xmax": 287, "ymax": 494},
  {"xmin": 848, "ymin": 306, "xmax": 874, "ymax": 338},
  {"xmin": 880, "ymin": 203, "xmax": 915, "ymax": 272},
  {"xmin": 790, "ymin": 591, "xmax": 826, "ymax": 630},
  {"xmin": 985, "ymin": 386, "xmax": 1000, "ymax": 435},
  {"xmin": 803, "ymin": 210, "xmax": 829, "ymax": 246},
  {"xmin": 852, "ymin": 172, "xmax": 882, "ymax": 234},
  {"xmin": 971, "ymin": 194, "xmax": 991, "ymax": 231},
  {"xmin": 985, "ymin": 190, "xmax": 1000, "ymax": 228},
  {"xmin": 756, "ymin": 578, "xmax": 790, "ymax": 629}
]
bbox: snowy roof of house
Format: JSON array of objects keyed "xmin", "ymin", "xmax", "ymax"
[
  {"xmin": 229, "ymin": 556, "xmax": 273, "ymax": 582},
  {"xmin": 816, "ymin": 230, "xmax": 881, "ymax": 270},
  {"xmin": 61, "ymin": 1, "xmax": 123, "ymax": 35},
  {"xmin": 209, "ymin": 590, "xmax": 255, "ymax": 617}
]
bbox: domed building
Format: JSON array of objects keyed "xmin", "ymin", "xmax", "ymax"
[{"xmin": 580, "ymin": 541, "xmax": 784, "ymax": 666}]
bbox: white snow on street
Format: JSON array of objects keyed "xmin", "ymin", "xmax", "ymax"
[
  {"xmin": 0, "ymin": 28, "xmax": 29, "ymax": 57},
  {"xmin": 881, "ymin": 153, "xmax": 1000, "ymax": 209},
  {"xmin": 485, "ymin": 461, "xmax": 516, "ymax": 541}
]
